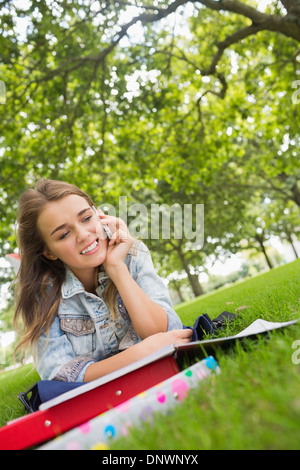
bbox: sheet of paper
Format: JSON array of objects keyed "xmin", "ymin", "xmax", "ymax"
[{"xmin": 234, "ymin": 319, "xmax": 298, "ymax": 338}]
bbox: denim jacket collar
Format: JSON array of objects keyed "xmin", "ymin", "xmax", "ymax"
[
  {"xmin": 61, "ymin": 267, "xmax": 85, "ymax": 299},
  {"xmin": 61, "ymin": 265, "xmax": 110, "ymax": 299}
]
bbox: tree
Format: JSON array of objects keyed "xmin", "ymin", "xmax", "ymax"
[
  {"xmin": 0, "ymin": 0, "xmax": 299, "ymax": 261},
  {"xmin": 232, "ymin": 194, "xmax": 300, "ymax": 269},
  {"xmin": 123, "ymin": 171, "xmax": 251, "ymax": 297},
  {"xmin": 267, "ymin": 199, "xmax": 300, "ymax": 258}
]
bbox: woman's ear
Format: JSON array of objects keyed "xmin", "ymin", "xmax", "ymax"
[{"xmin": 43, "ymin": 248, "xmax": 58, "ymax": 261}]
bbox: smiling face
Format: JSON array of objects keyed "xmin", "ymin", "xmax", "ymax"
[{"xmin": 37, "ymin": 194, "xmax": 108, "ymax": 289}]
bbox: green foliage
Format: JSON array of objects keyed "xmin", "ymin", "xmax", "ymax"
[
  {"xmin": 0, "ymin": 364, "xmax": 40, "ymax": 426},
  {"xmin": 0, "ymin": 1, "xmax": 299, "ymax": 447},
  {"xmin": 0, "ymin": 0, "xmax": 299, "ymax": 290}
]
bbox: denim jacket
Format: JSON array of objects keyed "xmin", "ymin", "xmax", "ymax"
[{"xmin": 34, "ymin": 240, "xmax": 182, "ymax": 382}]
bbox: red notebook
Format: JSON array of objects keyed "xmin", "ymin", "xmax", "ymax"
[{"xmin": 0, "ymin": 345, "xmax": 180, "ymax": 450}]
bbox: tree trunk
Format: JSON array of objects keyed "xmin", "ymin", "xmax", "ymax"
[
  {"xmin": 171, "ymin": 280, "xmax": 186, "ymax": 303},
  {"xmin": 189, "ymin": 273, "xmax": 204, "ymax": 297},
  {"xmin": 175, "ymin": 248, "xmax": 204, "ymax": 297},
  {"xmin": 255, "ymin": 234, "xmax": 273, "ymax": 269},
  {"xmin": 286, "ymin": 232, "xmax": 299, "ymax": 259},
  {"xmin": 291, "ymin": 182, "xmax": 300, "ymax": 207}
]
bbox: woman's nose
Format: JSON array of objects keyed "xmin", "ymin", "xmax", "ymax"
[{"xmin": 75, "ymin": 226, "xmax": 90, "ymax": 243}]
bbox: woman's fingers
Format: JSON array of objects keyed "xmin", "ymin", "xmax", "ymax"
[
  {"xmin": 169, "ymin": 328, "xmax": 193, "ymax": 344},
  {"xmin": 97, "ymin": 211, "xmax": 126, "ymax": 229},
  {"xmin": 142, "ymin": 329, "xmax": 193, "ymax": 356},
  {"xmin": 97, "ymin": 212, "xmax": 131, "ymax": 242},
  {"xmin": 108, "ymin": 229, "xmax": 128, "ymax": 246}
]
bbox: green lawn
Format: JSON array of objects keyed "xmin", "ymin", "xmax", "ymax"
[
  {"xmin": 0, "ymin": 364, "xmax": 40, "ymax": 427},
  {"xmin": 0, "ymin": 259, "xmax": 300, "ymax": 449},
  {"xmin": 110, "ymin": 259, "xmax": 300, "ymax": 450}
]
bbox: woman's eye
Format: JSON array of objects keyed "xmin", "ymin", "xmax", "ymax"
[
  {"xmin": 59, "ymin": 232, "xmax": 69, "ymax": 240},
  {"xmin": 83, "ymin": 215, "xmax": 92, "ymax": 222}
]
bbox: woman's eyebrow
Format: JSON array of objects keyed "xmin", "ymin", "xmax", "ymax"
[
  {"xmin": 78, "ymin": 207, "xmax": 91, "ymax": 217},
  {"xmin": 50, "ymin": 207, "xmax": 91, "ymax": 236}
]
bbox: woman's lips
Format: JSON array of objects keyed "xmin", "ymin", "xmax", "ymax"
[{"xmin": 80, "ymin": 239, "xmax": 99, "ymax": 255}]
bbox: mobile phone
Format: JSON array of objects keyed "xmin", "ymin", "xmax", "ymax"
[{"xmin": 92, "ymin": 206, "xmax": 113, "ymax": 240}]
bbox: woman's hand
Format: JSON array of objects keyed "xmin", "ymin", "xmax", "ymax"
[
  {"xmin": 84, "ymin": 328, "xmax": 193, "ymax": 381},
  {"xmin": 97, "ymin": 211, "xmax": 134, "ymax": 272},
  {"xmin": 140, "ymin": 328, "xmax": 193, "ymax": 355}
]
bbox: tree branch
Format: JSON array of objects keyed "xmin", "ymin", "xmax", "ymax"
[
  {"xmin": 22, "ymin": 0, "xmax": 300, "ymax": 91},
  {"xmin": 202, "ymin": 24, "xmax": 265, "ymax": 75},
  {"xmin": 197, "ymin": 0, "xmax": 271, "ymax": 23},
  {"xmin": 196, "ymin": 0, "xmax": 300, "ymax": 41},
  {"xmin": 22, "ymin": 0, "xmax": 189, "ymax": 87}
]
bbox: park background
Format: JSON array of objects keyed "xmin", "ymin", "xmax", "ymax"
[{"xmin": 0, "ymin": 0, "xmax": 299, "ymax": 367}]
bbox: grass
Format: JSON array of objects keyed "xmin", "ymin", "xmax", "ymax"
[
  {"xmin": 0, "ymin": 364, "xmax": 40, "ymax": 427},
  {"xmin": 110, "ymin": 259, "xmax": 300, "ymax": 450},
  {"xmin": 0, "ymin": 259, "xmax": 299, "ymax": 449}
]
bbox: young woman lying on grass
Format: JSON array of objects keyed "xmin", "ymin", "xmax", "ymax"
[{"xmin": 13, "ymin": 179, "xmax": 192, "ymax": 383}]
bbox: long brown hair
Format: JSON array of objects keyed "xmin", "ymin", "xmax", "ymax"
[{"xmin": 14, "ymin": 179, "xmax": 116, "ymax": 354}]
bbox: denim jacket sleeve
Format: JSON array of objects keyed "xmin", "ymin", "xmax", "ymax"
[
  {"xmin": 34, "ymin": 315, "xmax": 95, "ymax": 382},
  {"xmin": 130, "ymin": 241, "xmax": 182, "ymax": 331}
]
